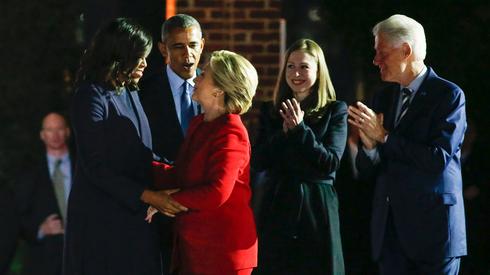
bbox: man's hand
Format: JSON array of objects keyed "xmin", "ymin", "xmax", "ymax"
[
  {"xmin": 39, "ymin": 214, "xmax": 64, "ymax": 236},
  {"xmin": 348, "ymin": 101, "xmax": 387, "ymax": 144},
  {"xmin": 141, "ymin": 189, "xmax": 188, "ymax": 219}
]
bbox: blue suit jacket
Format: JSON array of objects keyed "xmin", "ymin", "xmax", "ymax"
[
  {"xmin": 64, "ymin": 82, "xmax": 161, "ymax": 275},
  {"xmin": 357, "ymin": 67, "xmax": 467, "ymax": 261}
]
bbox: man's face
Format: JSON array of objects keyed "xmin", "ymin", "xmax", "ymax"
[
  {"xmin": 40, "ymin": 114, "xmax": 70, "ymax": 151},
  {"xmin": 373, "ymin": 33, "xmax": 406, "ymax": 83},
  {"xmin": 159, "ymin": 26, "xmax": 204, "ymax": 80}
]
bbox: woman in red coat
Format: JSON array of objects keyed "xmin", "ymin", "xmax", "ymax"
[{"xmin": 142, "ymin": 50, "xmax": 258, "ymax": 275}]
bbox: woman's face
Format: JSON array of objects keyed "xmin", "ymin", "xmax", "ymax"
[
  {"xmin": 192, "ymin": 65, "xmax": 221, "ymax": 112},
  {"xmin": 130, "ymin": 56, "xmax": 148, "ymax": 83},
  {"xmin": 285, "ymin": 50, "xmax": 318, "ymax": 100}
]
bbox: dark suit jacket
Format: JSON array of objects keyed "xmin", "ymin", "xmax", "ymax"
[
  {"xmin": 153, "ymin": 114, "xmax": 258, "ymax": 274},
  {"xmin": 14, "ymin": 154, "xmax": 73, "ymax": 275},
  {"xmin": 64, "ymin": 83, "xmax": 161, "ymax": 275},
  {"xmin": 356, "ymin": 67, "xmax": 467, "ymax": 262},
  {"xmin": 139, "ymin": 67, "xmax": 199, "ymax": 162}
]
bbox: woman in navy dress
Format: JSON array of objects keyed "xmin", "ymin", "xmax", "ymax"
[{"xmin": 64, "ymin": 18, "xmax": 162, "ymax": 275}]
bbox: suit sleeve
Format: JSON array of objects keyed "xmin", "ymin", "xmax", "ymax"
[
  {"xmin": 356, "ymin": 146, "xmax": 380, "ymax": 181},
  {"xmin": 382, "ymin": 87, "xmax": 466, "ymax": 173},
  {"xmin": 171, "ymin": 122, "xmax": 249, "ymax": 210},
  {"xmin": 152, "ymin": 161, "xmax": 178, "ymax": 189},
  {"xmin": 355, "ymin": 91, "xmax": 389, "ymax": 179},
  {"xmin": 286, "ymin": 101, "xmax": 348, "ymax": 176},
  {"xmin": 251, "ymin": 102, "xmax": 287, "ymax": 171},
  {"xmin": 72, "ymin": 85, "xmax": 145, "ymax": 212},
  {"xmin": 13, "ymin": 174, "xmax": 41, "ymax": 243}
]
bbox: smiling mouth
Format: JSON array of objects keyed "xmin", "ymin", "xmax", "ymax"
[{"xmin": 291, "ymin": 79, "xmax": 304, "ymax": 85}]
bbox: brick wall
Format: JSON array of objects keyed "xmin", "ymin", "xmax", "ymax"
[
  {"xmin": 177, "ymin": 0, "xmax": 283, "ymax": 140},
  {"xmin": 178, "ymin": 0, "xmax": 282, "ymax": 101}
]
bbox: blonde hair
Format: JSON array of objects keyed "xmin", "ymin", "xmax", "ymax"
[
  {"xmin": 209, "ymin": 50, "xmax": 258, "ymax": 114},
  {"xmin": 274, "ymin": 39, "xmax": 336, "ymax": 117},
  {"xmin": 372, "ymin": 14, "xmax": 427, "ymax": 61}
]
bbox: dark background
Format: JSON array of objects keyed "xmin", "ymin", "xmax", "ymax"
[{"xmin": 0, "ymin": 0, "xmax": 488, "ymax": 274}]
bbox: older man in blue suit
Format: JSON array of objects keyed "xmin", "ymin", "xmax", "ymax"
[{"xmin": 348, "ymin": 14, "xmax": 467, "ymax": 275}]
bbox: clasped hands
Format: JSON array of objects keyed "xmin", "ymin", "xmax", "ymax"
[
  {"xmin": 279, "ymin": 98, "xmax": 304, "ymax": 133},
  {"xmin": 40, "ymin": 213, "xmax": 64, "ymax": 236},
  {"xmin": 143, "ymin": 189, "xmax": 188, "ymax": 223},
  {"xmin": 347, "ymin": 101, "xmax": 387, "ymax": 149}
]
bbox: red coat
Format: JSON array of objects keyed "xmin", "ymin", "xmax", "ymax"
[{"xmin": 153, "ymin": 113, "xmax": 257, "ymax": 274}]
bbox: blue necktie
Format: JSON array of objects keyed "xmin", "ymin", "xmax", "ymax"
[
  {"xmin": 396, "ymin": 87, "xmax": 412, "ymax": 125},
  {"xmin": 180, "ymin": 82, "xmax": 194, "ymax": 135}
]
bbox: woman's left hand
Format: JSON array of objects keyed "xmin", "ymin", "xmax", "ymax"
[
  {"xmin": 279, "ymin": 98, "xmax": 304, "ymax": 132},
  {"xmin": 145, "ymin": 206, "xmax": 159, "ymax": 223}
]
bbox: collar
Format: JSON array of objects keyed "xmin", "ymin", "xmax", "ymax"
[
  {"xmin": 166, "ymin": 65, "xmax": 196, "ymax": 97},
  {"xmin": 403, "ymin": 65, "xmax": 428, "ymax": 93},
  {"xmin": 47, "ymin": 152, "xmax": 70, "ymax": 165}
]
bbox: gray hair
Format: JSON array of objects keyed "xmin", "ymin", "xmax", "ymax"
[
  {"xmin": 161, "ymin": 14, "xmax": 202, "ymax": 42},
  {"xmin": 372, "ymin": 14, "xmax": 426, "ymax": 61}
]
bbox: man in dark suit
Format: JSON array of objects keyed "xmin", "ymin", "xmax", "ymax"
[
  {"xmin": 14, "ymin": 112, "xmax": 73, "ymax": 275},
  {"xmin": 348, "ymin": 14, "xmax": 467, "ymax": 275},
  {"xmin": 139, "ymin": 14, "xmax": 204, "ymax": 275},
  {"xmin": 140, "ymin": 14, "xmax": 204, "ymax": 162}
]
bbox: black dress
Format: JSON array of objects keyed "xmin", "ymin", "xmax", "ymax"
[{"xmin": 252, "ymin": 100, "xmax": 347, "ymax": 275}]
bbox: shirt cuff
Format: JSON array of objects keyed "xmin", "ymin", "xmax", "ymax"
[{"xmin": 362, "ymin": 146, "xmax": 381, "ymax": 164}]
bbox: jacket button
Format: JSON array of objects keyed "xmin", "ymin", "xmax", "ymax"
[{"xmin": 386, "ymin": 196, "xmax": 390, "ymax": 203}]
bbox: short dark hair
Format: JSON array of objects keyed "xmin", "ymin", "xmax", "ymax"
[
  {"xmin": 76, "ymin": 18, "xmax": 152, "ymax": 91},
  {"xmin": 161, "ymin": 14, "xmax": 202, "ymax": 42}
]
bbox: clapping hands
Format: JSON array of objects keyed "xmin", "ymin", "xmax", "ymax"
[
  {"xmin": 347, "ymin": 101, "xmax": 387, "ymax": 149},
  {"xmin": 279, "ymin": 98, "xmax": 304, "ymax": 133}
]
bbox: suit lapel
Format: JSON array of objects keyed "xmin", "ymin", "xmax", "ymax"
[
  {"xmin": 385, "ymin": 86, "xmax": 400, "ymax": 132},
  {"xmin": 42, "ymin": 157, "xmax": 63, "ymax": 216},
  {"xmin": 395, "ymin": 68, "xmax": 433, "ymax": 131},
  {"xmin": 161, "ymin": 69, "xmax": 185, "ymax": 139},
  {"xmin": 129, "ymin": 90, "xmax": 152, "ymax": 149},
  {"xmin": 109, "ymin": 90, "xmax": 142, "ymax": 138}
]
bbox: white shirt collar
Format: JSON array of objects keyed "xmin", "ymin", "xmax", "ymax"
[{"xmin": 404, "ymin": 65, "xmax": 428, "ymax": 93}]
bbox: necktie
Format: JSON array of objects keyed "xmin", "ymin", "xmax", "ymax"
[
  {"xmin": 180, "ymin": 82, "xmax": 194, "ymax": 135},
  {"xmin": 52, "ymin": 159, "xmax": 67, "ymax": 221},
  {"xmin": 396, "ymin": 87, "xmax": 412, "ymax": 125}
]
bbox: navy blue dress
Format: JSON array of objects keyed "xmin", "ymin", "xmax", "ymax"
[{"xmin": 63, "ymin": 83, "xmax": 162, "ymax": 275}]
